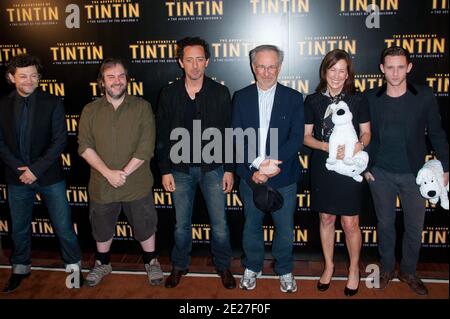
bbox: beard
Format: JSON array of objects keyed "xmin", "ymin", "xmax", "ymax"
[{"xmin": 105, "ymin": 84, "xmax": 126, "ymax": 100}]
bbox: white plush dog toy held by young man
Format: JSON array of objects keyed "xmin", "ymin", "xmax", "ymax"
[{"xmin": 416, "ymin": 159, "xmax": 449, "ymax": 210}]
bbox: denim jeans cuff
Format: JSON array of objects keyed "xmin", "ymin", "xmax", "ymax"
[{"xmin": 12, "ymin": 264, "xmax": 31, "ymax": 274}]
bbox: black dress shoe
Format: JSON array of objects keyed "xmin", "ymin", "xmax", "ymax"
[
  {"xmin": 2, "ymin": 273, "xmax": 30, "ymax": 293},
  {"xmin": 217, "ymin": 269, "xmax": 236, "ymax": 289},
  {"xmin": 165, "ymin": 269, "xmax": 188, "ymax": 288},
  {"xmin": 317, "ymin": 267, "xmax": 334, "ymax": 292},
  {"xmin": 344, "ymin": 272, "xmax": 360, "ymax": 297},
  {"xmin": 317, "ymin": 281, "xmax": 331, "ymax": 292}
]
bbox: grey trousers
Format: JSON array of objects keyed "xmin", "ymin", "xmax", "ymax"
[{"xmin": 368, "ymin": 166, "xmax": 426, "ymax": 275}]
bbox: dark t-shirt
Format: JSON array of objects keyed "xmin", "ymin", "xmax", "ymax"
[
  {"xmin": 375, "ymin": 94, "xmax": 411, "ymax": 173},
  {"xmin": 183, "ymin": 94, "xmax": 201, "ymax": 166},
  {"xmin": 304, "ymin": 92, "xmax": 370, "ymax": 143}
]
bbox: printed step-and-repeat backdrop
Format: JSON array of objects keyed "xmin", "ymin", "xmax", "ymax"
[{"xmin": 0, "ymin": 0, "xmax": 448, "ymax": 263}]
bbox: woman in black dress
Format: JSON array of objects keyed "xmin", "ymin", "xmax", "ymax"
[{"xmin": 304, "ymin": 49, "xmax": 371, "ymax": 296}]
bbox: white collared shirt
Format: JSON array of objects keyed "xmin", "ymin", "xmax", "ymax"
[{"xmin": 251, "ymin": 82, "xmax": 277, "ymax": 169}]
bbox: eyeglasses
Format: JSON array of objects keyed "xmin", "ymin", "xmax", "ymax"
[{"xmin": 254, "ymin": 65, "xmax": 279, "ymax": 73}]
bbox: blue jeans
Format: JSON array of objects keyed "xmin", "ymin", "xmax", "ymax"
[
  {"xmin": 239, "ymin": 180, "xmax": 297, "ymax": 275},
  {"xmin": 8, "ymin": 181, "xmax": 81, "ymax": 274},
  {"xmin": 368, "ymin": 166, "xmax": 425, "ymax": 275},
  {"xmin": 171, "ymin": 166, "xmax": 232, "ymax": 271}
]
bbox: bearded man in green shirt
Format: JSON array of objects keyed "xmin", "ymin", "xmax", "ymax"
[{"xmin": 78, "ymin": 58, "xmax": 163, "ymax": 287}]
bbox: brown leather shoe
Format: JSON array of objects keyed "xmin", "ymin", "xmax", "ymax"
[
  {"xmin": 217, "ymin": 269, "xmax": 236, "ymax": 289},
  {"xmin": 164, "ymin": 269, "xmax": 188, "ymax": 288},
  {"xmin": 378, "ymin": 271, "xmax": 395, "ymax": 289},
  {"xmin": 398, "ymin": 272, "xmax": 428, "ymax": 296}
]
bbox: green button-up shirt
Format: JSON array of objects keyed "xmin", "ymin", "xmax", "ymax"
[{"xmin": 78, "ymin": 95, "xmax": 155, "ymax": 203}]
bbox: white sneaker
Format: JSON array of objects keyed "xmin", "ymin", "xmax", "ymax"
[
  {"xmin": 279, "ymin": 273, "xmax": 297, "ymax": 293},
  {"xmin": 239, "ymin": 268, "xmax": 262, "ymax": 290}
]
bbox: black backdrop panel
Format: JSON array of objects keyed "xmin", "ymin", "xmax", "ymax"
[{"xmin": 0, "ymin": 0, "xmax": 448, "ymax": 263}]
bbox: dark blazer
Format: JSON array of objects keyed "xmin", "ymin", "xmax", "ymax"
[
  {"xmin": 365, "ymin": 83, "xmax": 449, "ymax": 175},
  {"xmin": 156, "ymin": 76, "xmax": 233, "ymax": 175},
  {"xmin": 232, "ymin": 83, "xmax": 304, "ymax": 189},
  {"xmin": 0, "ymin": 89, "xmax": 67, "ymax": 186}
]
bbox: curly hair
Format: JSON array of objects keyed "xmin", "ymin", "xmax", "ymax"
[{"xmin": 5, "ymin": 54, "xmax": 42, "ymax": 84}]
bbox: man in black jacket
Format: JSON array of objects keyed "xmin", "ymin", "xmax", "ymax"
[
  {"xmin": 156, "ymin": 37, "xmax": 236, "ymax": 289},
  {"xmin": 365, "ymin": 47, "xmax": 449, "ymax": 295},
  {"xmin": 0, "ymin": 54, "xmax": 82, "ymax": 292}
]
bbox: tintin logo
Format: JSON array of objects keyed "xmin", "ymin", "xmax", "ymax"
[
  {"xmin": 279, "ymin": 76, "xmax": 309, "ymax": 94},
  {"xmin": 335, "ymin": 226, "xmax": 378, "ymax": 247},
  {"xmin": 298, "ymin": 153, "xmax": 309, "ymax": 172},
  {"xmin": 166, "ymin": 0, "xmax": 223, "ymax": 21},
  {"xmin": 422, "ymin": 226, "xmax": 448, "ymax": 248},
  {"xmin": 361, "ymin": 227, "xmax": 378, "ymax": 247},
  {"xmin": 61, "ymin": 153, "xmax": 71, "ymax": 170},
  {"xmin": 32, "ymin": 218, "xmax": 56, "ymax": 238},
  {"xmin": 355, "ymin": 74, "xmax": 384, "ymax": 92},
  {"xmin": 298, "ymin": 36, "xmax": 357, "ymax": 59},
  {"xmin": 339, "ymin": 0, "xmax": 398, "ymax": 16},
  {"xmin": 426, "ymin": 73, "xmax": 449, "ymax": 97},
  {"xmin": 226, "ymin": 190, "xmax": 242, "ymax": 211},
  {"xmin": 153, "ymin": 187, "xmax": 173, "ymax": 208},
  {"xmin": 85, "ymin": 0, "xmax": 140, "ymax": 23},
  {"xmin": 250, "ymin": 0, "xmax": 309, "ymax": 15},
  {"xmin": 431, "ymin": 0, "xmax": 449, "ymax": 13},
  {"xmin": 0, "ymin": 219, "xmax": 8, "ymax": 235},
  {"xmin": 0, "ymin": 44, "xmax": 27, "ymax": 65},
  {"xmin": 90, "ymin": 78, "xmax": 144, "ymax": 98},
  {"xmin": 6, "ymin": 2, "xmax": 59, "ymax": 26},
  {"xmin": 114, "ymin": 221, "xmax": 134, "ymax": 240},
  {"xmin": 263, "ymin": 226, "xmax": 308, "ymax": 245},
  {"xmin": 129, "ymin": 40, "xmax": 178, "ymax": 63},
  {"xmin": 40, "ymin": 79, "xmax": 65, "ymax": 97},
  {"xmin": 50, "ymin": 42, "xmax": 103, "ymax": 65},
  {"xmin": 385, "ymin": 34, "xmax": 446, "ymax": 58},
  {"xmin": 0, "ymin": 184, "xmax": 7, "ymax": 203},
  {"xmin": 192, "ymin": 224, "xmax": 211, "ymax": 243},
  {"xmin": 66, "ymin": 186, "xmax": 89, "ymax": 206},
  {"xmin": 212, "ymin": 39, "xmax": 259, "ymax": 62},
  {"xmin": 297, "ymin": 190, "xmax": 310, "ymax": 211},
  {"xmin": 66, "ymin": 114, "xmax": 79, "ymax": 136},
  {"xmin": 31, "ymin": 218, "xmax": 79, "ymax": 238}
]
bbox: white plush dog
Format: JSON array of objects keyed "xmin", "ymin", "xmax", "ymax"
[
  {"xmin": 416, "ymin": 159, "xmax": 449, "ymax": 210},
  {"xmin": 326, "ymin": 101, "xmax": 357, "ymax": 166},
  {"xmin": 326, "ymin": 150, "xmax": 369, "ymax": 182}
]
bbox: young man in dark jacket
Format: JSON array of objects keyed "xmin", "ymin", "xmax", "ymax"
[{"xmin": 365, "ymin": 47, "xmax": 449, "ymax": 295}]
